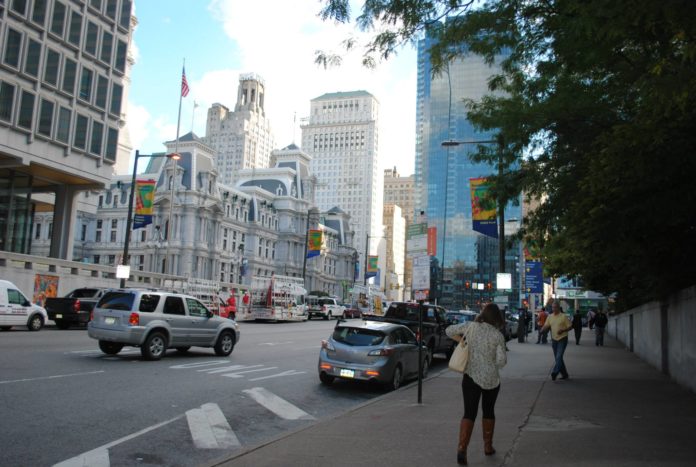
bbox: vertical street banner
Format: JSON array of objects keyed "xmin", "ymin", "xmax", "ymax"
[
  {"xmin": 306, "ymin": 229, "xmax": 323, "ymax": 258},
  {"xmin": 427, "ymin": 226, "xmax": 437, "ymax": 256},
  {"xmin": 133, "ymin": 179, "xmax": 156, "ymax": 229},
  {"xmin": 469, "ymin": 177, "xmax": 498, "ymax": 238},
  {"xmin": 525, "ymin": 261, "xmax": 544, "ymax": 294},
  {"xmin": 365, "ymin": 255, "xmax": 379, "ymax": 279}
]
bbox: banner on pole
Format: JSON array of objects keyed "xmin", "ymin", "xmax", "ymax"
[
  {"xmin": 307, "ymin": 229, "xmax": 323, "ymax": 258},
  {"xmin": 365, "ymin": 255, "xmax": 379, "ymax": 279},
  {"xmin": 469, "ymin": 177, "xmax": 498, "ymax": 238},
  {"xmin": 134, "ymin": 179, "xmax": 156, "ymax": 229}
]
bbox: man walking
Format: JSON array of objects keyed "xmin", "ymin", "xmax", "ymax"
[
  {"xmin": 536, "ymin": 307, "xmax": 548, "ymax": 344},
  {"xmin": 572, "ymin": 310, "xmax": 583, "ymax": 345},
  {"xmin": 540, "ymin": 302, "xmax": 573, "ymax": 381},
  {"xmin": 594, "ymin": 310, "xmax": 608, "ymax": 346}
]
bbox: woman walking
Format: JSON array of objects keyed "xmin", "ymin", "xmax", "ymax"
[
  {"xmin": 446, "ymin": 303, "xmax": 507, "ymax": 465},
  {"xmin": 572, "ymin": 310, "xmax": 583, "ymax": 345}
]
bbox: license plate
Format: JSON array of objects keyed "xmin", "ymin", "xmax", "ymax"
[
  {"xmin": 339, "ymin": 369, "xmax": 355, "ymax": 378},
  {"xmin": 55, "ymin": 314, "xmax": 63, "ymax": 319},
  {"xmin": 105, "ymin": 317, "xmax": 116, "ymax": 325}
]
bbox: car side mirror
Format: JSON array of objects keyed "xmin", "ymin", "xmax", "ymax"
[
  {"xmin": 23, "ymin": 300, "xmax": 31, "ymax": 307},
  {"xmin": 207, "ymin": 310, "xmax": 214, "ymax": 318}
]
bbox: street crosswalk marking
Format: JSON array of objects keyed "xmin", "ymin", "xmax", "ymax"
[
  {"xmin": 222, "ymin": 367, "xmax": 278, "ymax": 378},
  {"xmin": 249, "ymin": 370, "xmax": 306, "ymax": 382},
  {"xmin": 198, "ymin": 364, "xmax": 264, "ymax": 374},
  {"xmin": 186, "ymin": 403, "xmax": 240, "ymax": 449},
  {"xmin": 243, "ymin": 387, "xmax": 315, "ymax": 420}
]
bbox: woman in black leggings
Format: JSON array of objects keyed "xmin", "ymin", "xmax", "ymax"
[{"xmin": 446, "ymin": 303, "xmax": 507, "ymax": 465}]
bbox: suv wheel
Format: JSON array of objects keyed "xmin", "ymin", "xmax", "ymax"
[
  {"xmin": 141, "ymin": 331, "xmax": 167, "ymax": 360},
  {"xmin": 99, "ymin": 341, "xmax": 124, "ymax": 355},
  {"xmin": 319, "ymin": 372, "xmax": 334, "ymax": 385},
  {"xmin": 214, "ymin": 331, "xmax": 235, "ymax": 356}
]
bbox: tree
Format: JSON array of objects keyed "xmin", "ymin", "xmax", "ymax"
[{"xmin": 318, "ymin": 0, "xmax": 696, "ymax": 309}]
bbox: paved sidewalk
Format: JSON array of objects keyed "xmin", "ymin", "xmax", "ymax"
[{"xmin": 210, "ymin": 329, "xmax": 696, "ymax": 467}]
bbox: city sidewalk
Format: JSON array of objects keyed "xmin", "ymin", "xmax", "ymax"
[{"xmin": 210, "ymin": 329, "xmax": 696, "ymax": 467}]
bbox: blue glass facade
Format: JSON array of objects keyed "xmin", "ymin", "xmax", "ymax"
[{"xmin": 416, "ymin": 35, "xmax": 521, "ymax": 309}]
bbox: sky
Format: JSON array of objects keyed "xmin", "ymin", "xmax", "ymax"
[{"xmin": 125, "ymin": 0, "xmax": 417, "ymax": 177}]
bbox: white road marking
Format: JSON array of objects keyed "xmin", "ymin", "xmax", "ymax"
[
  {"xmin": 243, "ymin": 387, "xmax": 315, "ymax": 420},
  {"xmin": 53, "ymin": 415, "xmax": 182, "ymax": 467},
  {"xmin": 186, "ymin": 403, "xmax": 240, "ymax": 449},
  {"xmin": 0, "ymin": 370, "xmax": 104, "ymax": 385},
  {"xmin": 198, "ymin": 364, "xmax": 263, "ymax": 374},
  {"xmin": 258, "ymin": 341, "xmax": 294, "ymax": 346},
  {"xmin": 222, "ymin": 367, "xmax": 278, "ymax": 378},
  {"xmin": 249, "ymin": 370, "xmax": 306, "ymax": 382},
  {"xmin": 170, "ymin": 361, "xmax": 230, "ymax": 369}
]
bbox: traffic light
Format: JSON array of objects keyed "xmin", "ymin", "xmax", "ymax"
[
  {"xmin": 486, "ymin": 282, "xmax": 492, "ymax": 290},
  {"xmin": 465, "ymin": 281, "xmax": 471, "ymax": 289}
]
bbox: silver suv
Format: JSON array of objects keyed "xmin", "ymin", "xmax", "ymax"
[{"xmin": 87, "ymin": 289, "xmax": 240, "ymax": 360}]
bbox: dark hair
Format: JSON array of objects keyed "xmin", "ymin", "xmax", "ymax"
[{"xmin": 477, "ymin": 303, "xmax": 504, "ymax": 329}]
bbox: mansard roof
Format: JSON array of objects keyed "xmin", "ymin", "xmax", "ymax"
[{"xmin": 312, "ymin": 90, "xmax": 373, "ymax": 101}]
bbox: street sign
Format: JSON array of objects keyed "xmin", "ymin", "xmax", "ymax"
[
  {"xmin": 412, "ymin": 254, "xmax": 430, "ymax": 292},
  {"xmin": 525, "ymin": 261, "xmax": 543, "ymax": 293},
  {"xmin": 407, "ymin": 223, "xmax": 428, "ymax": 258}
]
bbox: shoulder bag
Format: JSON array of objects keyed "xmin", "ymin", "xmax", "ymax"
[{"xmin": 448, "ymin": 327, "xmax": 470, "ymax": 373}]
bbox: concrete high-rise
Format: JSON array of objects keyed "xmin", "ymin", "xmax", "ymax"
[
  {"xmin": 204, "ymin": 73, "xmax": 275, "ymax": 184},
  {"xmin": 416, "ymin": 35, "xmax": 521, "ymax": 308},
  {"xmin": 301, "ymin": 91, "xmax": 383, "ymax": 281}
]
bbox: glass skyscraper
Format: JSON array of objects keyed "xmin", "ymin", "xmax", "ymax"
[{"xmin": 415, "ymin": 34, "xmax": 521, "ymax": 310}]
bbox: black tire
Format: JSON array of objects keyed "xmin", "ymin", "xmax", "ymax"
[
  {"xmin": 319, "ymin": 372, "xmax": 335, "ymax": 385},
  {"xmin": 141, "ymin": 331, "xmax": 167, "ymax": 360},
  {"xmin": 27, "ymin": 314, "xmax": 44, "ymax": 331},
  {"xmin": 389, "ymin": 365, "xmax": 403, "ymax": 391},
  {"xmin": 55, "ymin": 320, "xmax": 70, "ymax": 330},
  {"xmin": 0, "ymin": 326, "xmax": 12, "ymax": 331},
  {"xmin": 176, "ymin": 346, "xmax": 191, "ymax": 354},
  {"xmin": 99, "ymin": 341, "xmax": 124, "ymax": 355},
  {"xmin": 214, "ymin": 331, "xmax": 235, "ymax": 356},
  {"xmin": 323, "ymin": 312, "xmax": 330, "ymax": 320},
  {"xmin": 421, "ymin": 357, "xmax": 430, "ymax": 378}
]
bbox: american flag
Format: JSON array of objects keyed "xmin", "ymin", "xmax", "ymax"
[{"xmin": 181, "ymin": 66, "xmax": 189, "ymax": 97}]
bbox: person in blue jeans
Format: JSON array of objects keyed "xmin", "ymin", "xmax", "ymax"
[{"xmin": 540, "ymin": 302, "xmax": 573, "ymax": 380}]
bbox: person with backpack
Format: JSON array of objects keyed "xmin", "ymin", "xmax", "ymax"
[{"xmin": 594, "ymin": 310, "xmax": 608, "ymax": 346}]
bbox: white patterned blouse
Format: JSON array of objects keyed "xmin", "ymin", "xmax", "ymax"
[{"xmin": 446, "ymin": 321, "xmax": 507, "ymax": 390}]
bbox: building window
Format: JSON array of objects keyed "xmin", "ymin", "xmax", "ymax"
[
  {"xmin": 81, "ymin": 224, "xmax": 87, "ymax": 241},
  {"xmin": 17, "ymin": 90, "xmax": 35, "ymax": 130},
  {"xmin": 110, "ymin": 83, "xmax": 122, "ymax": 115},
  {"xmin": 108, "ymin": 255, "xmax": 115, "ymax": 265},
  {"xmin": 11, "ymin": 0, "xmax": 28, "ymax": 16},
  {"xmin": 0, "ymin": 82, "xmax": 16, "ymax": 122},
  {"xmin": 95, "ymin": 230, "xmax": 102, "ymax": 242},
  {"xmin": 90, "ymin": 121, "xmax": 103, "ymax": 155},
  {"xmin": 109, "ymin": 230, "xmax": 117, "ymax": 242},
  {"xmin": 114, "ymin": 40, "xmax": 127, "ymax": 72},
  {"xmin": 93, "ymin": 255, "xmax": 100, "ymax": 264},
  {"xmin": 31, "ymin": 0, "xmax": 47, "ymax": 26},
  {"xmin": 90, "ymin": 0, "xmax": 102, "ymax": 11},
  {"xmin": 105, "ymin": 0, "xmax": 117, "ymax": 20},
  {"xmin": 62, "ymin": 58, "xmax": 77, "ymax": 94},
  {"xmin": 95, "ymin": 75, "xmax": 108, "ymax": 109},
  {"xmin": 37, "ymin": 99, "xmax": 54, "ymax": 137},
  {"xmin": 84, "ymin": 21, "xmax": 98, "ymax": 56},
  {"xmin": 34, "ymin": 222, "xmax": 41, "ymax": 239},
  {"xmin": 4, "ymin": 28, "xmax": 22, "ymax": 69},
  {"xmin": 119, "ymin": 0, "xmax": 132, "ymax": 30},
  {"xmin": 79, "ymin": 67, "xmax": 93, "ymax": 102},
  {"xmin": 105, "ymin": 127, "xmax": 118, "ymax": 161},
  {"xmin": 100, "ymin": 31, "xmax": 112, "ymax": 64},
  {"xmin": 68, "ymin": 11, "xmax": 82, "ymax": 46},
  {"xmin": 56, "ymin": 106, "xmax": 71, "ymax": 143},
  {"xmin": 50, "ymin": 1, "xmax": 67, "ymax": 37},
  {"xmin": 74, "ymin": 114, "xmax": 88, "ymax": 149},
  {"xmin": 44, "ymin": 49, "xmax": 60, "ymax": 86},
  {"xmin": 24, "ymin": 39, "xmax": 41, "ymax": 77}
]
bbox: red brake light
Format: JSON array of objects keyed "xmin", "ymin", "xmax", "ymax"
[
  {"xmin": 415, "ymin": 330, "xmax": 421, "ymax": 342},
  {"xmin": 128, "ymin": 313, "xmax": 139, "ymax": 326},
  {"xmin": 73, "ymin": 300, "xmax": 81, "ymax": 312}
]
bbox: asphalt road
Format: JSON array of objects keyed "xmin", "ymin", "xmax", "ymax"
[{"xmin": 0, "ymin": 319, "xmax": 419, "ymax": 467}]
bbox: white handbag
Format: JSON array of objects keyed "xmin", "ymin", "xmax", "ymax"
[{"xmin": 448, "ymin": 335, "xmax": 469, "ymax": 373}]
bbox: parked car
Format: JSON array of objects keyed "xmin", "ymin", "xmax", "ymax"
[
  {"xmin": 341, "ymin": 303, "xmax": 361, "ymax": 319},
  {"xmin": 0, "ymin": 280, "xmax": 47, "ymax": 331},
  {"xmin": 87, "ymin": 288, "xmax": 240, "ymax": 360},
  {"xmin": 318, "ymin": 320, "xmax": 429, "ymax": 390},
  {"xmin": 45, "ymin": 287, "xmax": 108, "ymax": 329},
  {"xmin": 446, "ymin": 310, "xmax": 478, "ymax": 325},
  {"xmin": 306, "ymin": 296, "xmax": 345, "ymax": 320}
]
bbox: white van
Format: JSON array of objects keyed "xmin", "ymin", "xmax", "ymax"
[{"xmin": 0, "ymin": 280, "xmax": 48, "ymax": 331}]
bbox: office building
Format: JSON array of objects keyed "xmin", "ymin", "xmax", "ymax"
[{"xmin": 301, "ymin": 91, "xmax": 383, "ymax": 281}]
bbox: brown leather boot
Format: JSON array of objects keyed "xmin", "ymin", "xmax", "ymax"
[
  {"xmin": 482, "ymin": 418, "xmax": 496, "ymax": 455},
  {"xmin": 457, "ymin": 418, "xmax": 475, "ymax": 465}
]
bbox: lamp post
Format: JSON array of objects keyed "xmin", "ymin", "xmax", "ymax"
[{"xmin": 119, "ymin": 150, "xmax": 180, "ymax": 288}]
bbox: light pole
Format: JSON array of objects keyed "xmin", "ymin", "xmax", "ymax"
[{"xmin": 119, "ymin": 150, "xmax": 180, "ymax": 288}]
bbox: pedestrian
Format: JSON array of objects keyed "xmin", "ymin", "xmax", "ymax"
[
  {"xmin": 594, "ymin": 310, "xmax": 608, "ymax": 346},
  {"xmin": 446, "ymin": 303, "xmax": 507, "ymax": 465},
  {"xmin": 572, "ymin": 310, "xmax": 583, "ymax": 345},
  {"xmin": 540, "ymin": 301, "xmax": 573, "ymax": 381},
  {"xmin": 586, "ymin": 308, "xmax": 596, "ymax": 330},
  {"xmin": 226, "ymin": 290, "xmax": 237, "ymax": 320},
  {"xmin": 536, "ymin": 307, "xmax": 548, "ymax": 344}
]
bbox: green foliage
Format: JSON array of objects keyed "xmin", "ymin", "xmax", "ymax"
[{"xmin": 318, "ymin": 0, "xmax": 696, "ymax": 309}]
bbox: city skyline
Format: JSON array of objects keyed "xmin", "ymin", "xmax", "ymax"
[{"xmin": 126, "ymin": 0, "xmax": 417, "ymax": 177}]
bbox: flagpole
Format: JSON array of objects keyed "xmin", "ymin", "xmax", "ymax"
[{"xmin": 165, "ymin": 58, "xmax": 186, "ymax": 275}]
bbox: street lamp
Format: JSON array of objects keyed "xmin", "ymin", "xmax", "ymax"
[{"xmin": 119, "ymin": 150, "xmax": 180, "ymax": 288}]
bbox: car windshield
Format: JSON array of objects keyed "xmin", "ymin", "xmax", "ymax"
[
  {"xmin": 332, "ymin": 327, "xmax": 386, "ymax": 346},
  {"xmin": 97, "ymin": 292, "xmax": 135, "ymax": 311},
  {"xmin": 448, "ymin": 313, "xmax": 476, "ymax": 324}
]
